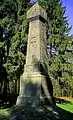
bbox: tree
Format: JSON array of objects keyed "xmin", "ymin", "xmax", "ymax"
[
  {"xmin": 0, "ymin": 0, "xmax": 30, "ymax": 102},
  {"xmin": 38, "ymin": 0, "xmax": 73, "ymax": 97}
]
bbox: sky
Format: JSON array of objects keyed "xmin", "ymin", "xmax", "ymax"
[
  {"xmin": 31, "ymin": 0, "xmax": 73, "ymax": 35},
  {"xmin": 62, "ymin": 0, "xmax": 73, "ymax": 35}
]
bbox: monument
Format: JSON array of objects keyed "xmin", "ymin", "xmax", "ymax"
[{"xmin": 16, "ymin": 2, "xmax": 53, "ymax": 106}]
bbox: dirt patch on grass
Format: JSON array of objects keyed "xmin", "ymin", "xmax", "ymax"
[{"xmin": 58, "ymin": 97, "xmax": 73, "ymax": 101}]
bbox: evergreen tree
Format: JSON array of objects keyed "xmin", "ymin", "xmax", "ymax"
[
  {"xmin": 0, "ymin": 0, "xmax": 30, "ymax": 100},
  {"xmin": 39, "ymin": 0, "xmax": 73, "ymax": 97}
]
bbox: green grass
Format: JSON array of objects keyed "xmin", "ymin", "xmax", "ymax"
[
  {"xmin": 0, "ymin": 101, "xmax": 73, "ymax": 120},
  {"xmin": 56, "ymin": 100, "xmax": 73, "ymax": 113},
  {"xmin": 0, "ymin": 108, "xmax": 11, "ymax": 120}
]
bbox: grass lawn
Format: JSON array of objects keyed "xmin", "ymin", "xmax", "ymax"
[
  {"xmin": 0, "ymin": 108, "xmax": 10, "ymax": 120},
  {"xmin": 0, "ymin": 99, "xmax": 73, "ymax": 120},
  {"xmin": 56, "ymin": 100, "xmax": 73, "ymax": 113}
]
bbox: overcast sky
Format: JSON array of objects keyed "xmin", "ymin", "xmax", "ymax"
[{"xmin": 31, "ymin": 0, "xmax": 73, "ymax": 35}]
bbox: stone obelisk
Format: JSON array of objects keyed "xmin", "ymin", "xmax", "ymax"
[{"xmin": 16, "ymin": 3, "xmax": 53, "ymax": 106}]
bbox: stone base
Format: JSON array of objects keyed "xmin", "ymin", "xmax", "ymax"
[
  {"xmin": 16, "ymin": 73, "xmax": 54, "ymax": 107},
  {"xmin": 16, "ymin": 95, "xmax": 42, "ymax": 108},
  {"xmin": 16, "ymin": 95, "xmax": 54, "ymax": 108}
]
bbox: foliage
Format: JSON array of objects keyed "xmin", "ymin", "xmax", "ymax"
[
  {"xmin": 39, "ymin": 0, "xmax": 73, "ymax": 97},
  {"xmin": 0, "ymin": 0, "xmax": 30, "ymax": 100}
]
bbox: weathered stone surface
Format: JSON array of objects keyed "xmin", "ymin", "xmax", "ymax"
[
  {"xmin": 27, "ymin": 2, "xmax": 47, "ymax": 22},
  {"xmin": 16, "ymin": 3, "xmax": 53, "ymax": 106}
]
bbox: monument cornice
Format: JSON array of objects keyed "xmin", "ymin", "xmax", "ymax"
[{"xmin": 27, "ymin": 15, "xmax": 47, "ymax": 23}]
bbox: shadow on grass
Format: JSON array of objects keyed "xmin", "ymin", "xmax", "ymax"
[
  {"xmin": 55, "ymin": 98, "xmax": 73, "ymax": 120},
  {"xmin": 9, "ymin": 105, "xmax": 60, "ymax": 120},
  {"xmin": 0, "ymin": 114, "xmax": 9, "ymax": 120},
  {"xmin": 56, "ymin": 105, "xmax": 73, "ymax": 120},
  {"xmin": 0, "ymin": 101, "xmax": 73, "ymax": 120},
  {"xmin": 8, "ymin": 103, "xmax": 73, "ymax": 120}
]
